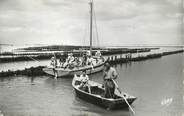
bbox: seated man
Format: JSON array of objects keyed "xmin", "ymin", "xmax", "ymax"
[
  {"xmin": 82, "ymin": 54, "xmax": 87, "ymax": 66},
  {"xmin": 72, "ymin": 57, "xmax": 81, "ymax": 68},
  {"xmin": 77, "ymin": 57, "xmax": 82, "ymax": 67},
  {"xmin": 94, "ymin": 51, "xmax": 104, "ymax": 64},
  {"xmin": 59, "ymin": 57, "xmax": 65, "ymax": 67},
  {"xmin": 64, "ymin": 53, "xmax": 75, "ymax": 69},
  {"xmin": 95, "ymin": 50, "xmax": 102, "ymax": 58},
  {"xmin": 86, "ymin": 55, "xmax": 94, "ymax": 65},
  {"xmin": 79, "ymin": 71, "xmax": 91, "ymax": 93},
  {"xmin": 50, "ymin": 57, "xmax": 57, "ymax": 68}
]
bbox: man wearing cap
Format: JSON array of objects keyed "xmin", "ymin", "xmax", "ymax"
[{"xmin": 103, "ymin": 63, "xmax": 118, "ymax": 98}]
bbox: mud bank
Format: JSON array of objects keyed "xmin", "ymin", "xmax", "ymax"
[{"xmin": 0, "ymin": 66, "xmax": 46, "ymax": 77}]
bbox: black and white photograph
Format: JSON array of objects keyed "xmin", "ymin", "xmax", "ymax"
[{"xmin": 0, "ymin": 0, "xmax": 183, "ymax": 116}]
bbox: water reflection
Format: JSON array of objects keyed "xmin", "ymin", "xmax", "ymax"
[{"xmin": 30, "ymin": 76, "xmax": 35, "ymax": 84}]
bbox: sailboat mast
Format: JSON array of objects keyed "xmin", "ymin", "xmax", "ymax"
[{"xmin": 89, "ymin": 0, "xmax": 93, "ymax": 54}]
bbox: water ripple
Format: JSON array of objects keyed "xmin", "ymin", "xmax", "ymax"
[{"xmin": 161, "ymin": 98, "xmax": 173, "ymax": 106}]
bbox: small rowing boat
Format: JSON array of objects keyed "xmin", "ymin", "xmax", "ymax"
[{"xmin": 72, "ymin": 75, "xmax": 137, "ymax": 110}]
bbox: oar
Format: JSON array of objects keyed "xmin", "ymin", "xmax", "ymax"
[{"xmin": 112, "ymin": 79, "xmax": 135, "ymax": 114}]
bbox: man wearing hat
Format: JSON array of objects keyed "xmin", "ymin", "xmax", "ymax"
[
  {"xmin": 67, "ymin": 53, "xmax": 74, "ymax": 64},
  {"xmin": 50, "ymin": 56, "xmax": 57, "ymax": 68},
  {"xmin": 95, "ymin": 50, "xmax": 101, "ymax": 58},
  {"xmin": 103, "ymin": 62, "xmax": 118, "ymax": 98},
  {"xmin": 64, "ymin": 53, "xmax": 75, "ymax": 68}
]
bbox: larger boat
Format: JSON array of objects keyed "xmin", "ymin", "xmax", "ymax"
[{"xmin": 43, "ymin": 0, "xmax": 105, "ymax": 77}]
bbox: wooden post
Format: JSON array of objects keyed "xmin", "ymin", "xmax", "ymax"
[
  {"xmin": 115, "ymin": 56, "xmax": 117, "ymax": 61},
  {"xmin": 107, "ymin": 57, "xmax": 109, "ymax": 61},
  {"xmin": 111, "ymin": 56, "xmax": 113, "ymax": 61}
]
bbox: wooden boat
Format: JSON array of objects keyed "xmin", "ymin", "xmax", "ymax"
[
  {"xmin": 43, "ymin": 61, "xmax": 104, "ymax": 77},
  {"xmin": 72, "ymin": 75, "xmax": 137, "ymax": 110},
  {"xmin": 43, "ymin": 0, "xmax": 106, "ymax": 77}
]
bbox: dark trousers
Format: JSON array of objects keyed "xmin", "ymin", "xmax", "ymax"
[{"xmin": 104, "ymin": 79, "xmax": 115, "ymax": 98}]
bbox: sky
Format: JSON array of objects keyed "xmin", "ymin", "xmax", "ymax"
[{"xmin": 0, "ymin": 0, "xmax": 183, "ymax": 46}]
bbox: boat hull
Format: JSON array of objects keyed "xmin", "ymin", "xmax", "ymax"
[
  {"xmin": 42, "ymin": 68, "xmax": 70, "ymax": 77},
  {"xmin": 74, "ymin": 87, "xmax": 136, "ymax": 109},
  {"xmin": 43, "ymin": 62, "xmax": 104, "ymax": 77},
  {"xmin": 72, "ymin": 77, "xmax": 137, "ymax": 110}
]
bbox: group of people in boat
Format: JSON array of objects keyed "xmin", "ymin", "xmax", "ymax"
[
  {"xmin": 78, "ymin": 62, "xmax": 118, "ymax": 98},
  {"xmin": 50, "ymin": 50, "xmax": 118, "ymax": 98},
  {"xmin": 50, "ymin": 50, "xmax": 104, "ymax": 69}
]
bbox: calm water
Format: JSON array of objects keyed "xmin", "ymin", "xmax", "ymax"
[{"xmin": 0, "ymin": 53, "xmax": 183, "ymax": 116}]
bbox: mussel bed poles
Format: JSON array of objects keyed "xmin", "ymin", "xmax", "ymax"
[{"xmin": 53, "ymin": 52, "xmax": 58, "ymax": 79}]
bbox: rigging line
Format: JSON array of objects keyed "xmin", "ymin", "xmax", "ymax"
[
  {"xmin": 82, "ymin": 17, "xmax": 89, "ymax": 50},
  {"xmin": 93, "ymin": 3, "xmax": 100, "ymax": 48}
]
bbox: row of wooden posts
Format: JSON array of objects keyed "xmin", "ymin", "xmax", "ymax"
[{"xmin": 106, "ymin": 53, "xmax": 162, "ymax": 64}]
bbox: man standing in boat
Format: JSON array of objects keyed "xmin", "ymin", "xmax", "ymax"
[{"xmin": 103, "ymin": 63, "xmax": 118, "ymax": 98}]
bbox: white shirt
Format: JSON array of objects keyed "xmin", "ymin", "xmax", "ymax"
[
  {"xmin": 104, "ymin": 67, "xmax": 118, "ymax": 80},
  {"xmin": 79, "ymin": 74, "xmax": 89, "ymax": 82}
]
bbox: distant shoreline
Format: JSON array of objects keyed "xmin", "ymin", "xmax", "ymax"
[
  {"xmin": 0, "ymin": 46, "xmax": 153, "ymax": 63},
  {"xmin": 0, "ymin": 45, "xmax": 183, "ymax": 63}
]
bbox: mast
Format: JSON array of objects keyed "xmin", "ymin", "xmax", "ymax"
[{"xmin": 89, "ymin": 0, "xmax": 93, "ymax": 54}]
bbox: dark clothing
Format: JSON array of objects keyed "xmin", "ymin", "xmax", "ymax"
[
  {"xmin": 104, "ymin": 79, "xmax": 115, "ymax": 98},
  {"xmin": 79, "ymin": 82, "xmax": 90, "ymax": 93},
  {"xmin": 103, "ymin": 67, "xmax": 118, "ymax": 98},
  {"xmin": 82, "ymin": 55, "xmax": 87, "ymax": 66}
]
